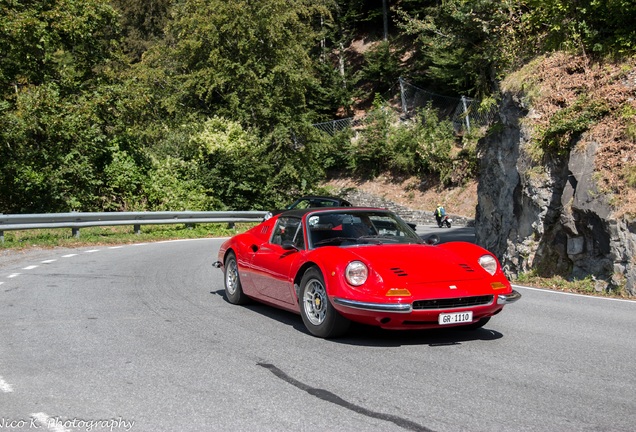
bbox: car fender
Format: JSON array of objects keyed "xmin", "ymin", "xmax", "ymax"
[{"xmin": 292, "ymin": 247, "xmax": 380, "ymax": 302}]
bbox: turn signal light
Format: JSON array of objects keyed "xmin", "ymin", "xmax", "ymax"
[
  {"xmin": 386, "ymin": 288, "xmax": 411, "ymax": 297},
  {"xmin": 491, "ymin": 282, "xmax": 507, "ymax": 290}
]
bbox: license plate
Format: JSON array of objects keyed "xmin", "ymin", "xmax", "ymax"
[{"xmin": 438, "ymin": 311, "xmax": 473, "ymax": 325}]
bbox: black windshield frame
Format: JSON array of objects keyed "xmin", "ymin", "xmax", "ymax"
[{"xmin": 305, "ymin": 209, "xmax": 421, "ymax": 249}]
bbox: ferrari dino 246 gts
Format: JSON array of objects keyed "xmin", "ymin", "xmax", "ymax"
[{"xmin": 213, "ymin": 208, "xmax": 520, "ymax": 338}]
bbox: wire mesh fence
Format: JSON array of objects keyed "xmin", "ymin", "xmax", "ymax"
[
  {"xmin": 312, "ymin": 77, "xmax": 498, "ymax": 135},
  {"xmin": 312, "ymin": 117, "xmax": 364, "ymax": 135}
]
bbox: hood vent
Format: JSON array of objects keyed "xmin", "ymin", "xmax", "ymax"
[
  {"xmin": 459, "ymin": 263, "xmax": 475, "ymax": 273},
  {"xmin": 390, "ymin": 267, "xmax": 408, "ymax": 277}
]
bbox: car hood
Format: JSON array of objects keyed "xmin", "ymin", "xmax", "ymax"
[{"xmin": 346, "ymin": 244, "xmax": 489, "ymax": 285}]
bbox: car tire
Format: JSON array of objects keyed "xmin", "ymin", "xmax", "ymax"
[
  {"xmin": 461, "ymin": 317, "xmax": 490, "ymax": 330},
  {"xmin": 224, "ymin": 251, "xmax": 249, "ymax": 305},
  {"xmin": 299, "ymin": 267, "xmax": 350, "ymax": 338}
]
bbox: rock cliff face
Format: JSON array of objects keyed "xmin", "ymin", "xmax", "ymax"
[{"xmin": 476, "ymin": 93, "xmax": 636, "ymax": 296}]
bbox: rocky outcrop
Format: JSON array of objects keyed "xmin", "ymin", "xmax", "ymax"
[{"xmin": 476, "ymin": 93, "xmax": 636, "ymax": 295}]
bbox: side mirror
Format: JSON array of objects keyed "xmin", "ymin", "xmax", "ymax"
[
  {"xmin": 425, "ymin": 234, "xmax": 440, "ymax": 245},
  {"xmin": 281, "ymin": 240, "xmax": 299, "ymax": 251}
]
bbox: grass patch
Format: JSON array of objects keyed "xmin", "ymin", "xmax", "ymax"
[
  {"xmin": 0, "ymin": 223, "xmax": 258, "ymax": 250},
  {"xmin": 539, "ymin": 94, "xmax": 609, "ymax": 156},
  {"xmin": 516, "ymin": 271, "xmax": 629, "ymax": 298}
]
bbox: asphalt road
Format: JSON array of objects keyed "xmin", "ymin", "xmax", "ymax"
[
  {"xmin": 415, "ymin": 224, "xmax": 477, "ymax": 244},
  {"xmin": 1, "ymin": 238, "xmax": 635, "ymax": 432}
]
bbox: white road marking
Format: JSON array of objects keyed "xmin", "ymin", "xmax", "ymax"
[
  {"xmin": 7, "ymin": 273, "xmax": 20, "ymax": 278},
  {"xmin": 22, "ymin": 265, "xmax": 38, "ymax": 270},
  {"xmin": 61, "ymin": 254, "xmax": 77, "ymax": 258},
  {"xmin": 513, "ymin": 284, "xmax": 636, "ymax": 303},
  {"xmin": 0, "ymin": 376, "xmax": 13, "ymax": 392},
  {"xmin": 85, "ymin": 249, "xmax": 99, "ymax": 253},
  {"xmin": 108, "ymin": 246, "xmax": 124, "ymax": 249},
  {"xmin": 157, "ymin": 237, "xmax": 225, "ymax": 243},
  {"xmin": 31, "ymin": 413, "xmax": 71, "ymax": 432},
  {"xmin": 41, "ymin": 259, "xmax": 57, "ymax": 263}
]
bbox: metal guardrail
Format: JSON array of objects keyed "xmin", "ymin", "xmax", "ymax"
[{"xmin": 0, "ymin": 211, "xmax": 267, "ymax": 242}]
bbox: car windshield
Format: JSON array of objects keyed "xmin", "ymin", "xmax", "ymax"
[{"xmin": 306, "ymin": 210, "xmax": 422, "ymax": 248}]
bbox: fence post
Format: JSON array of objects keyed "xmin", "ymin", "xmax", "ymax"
[
  {"xmin": 399, "ymin": 77, "xmax": 408, "ymax": 115},
  {"xmin": 461, "ymin": 96, "xmax": 471, "ymax": 133}
]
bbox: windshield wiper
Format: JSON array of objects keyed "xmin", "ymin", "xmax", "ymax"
[
  {"xmin": 313, "ymin": 237, "xmax": 360, "ymax": 246},
  {"xmin": 361, "ymin": 235, "xmax": 424, "ymax": 245}
]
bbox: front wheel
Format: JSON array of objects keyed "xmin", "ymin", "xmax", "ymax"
[
  {"xmin": 299, "ymin": 267, "xmax": 350, "ymax": 338},
  {"xmin": 224, "ymin": 251, "xmax": 249, "ymax": 305}
]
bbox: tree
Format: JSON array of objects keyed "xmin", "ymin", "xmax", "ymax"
[
  {"xmin": 109, "ymin": 0, "xmax": 173, "ymax": 61},
  {"xmin": 143, "ymin": 0, "xmax": 334, "ymax": 130},
  {"xmin": 0, "ymin": 0, "xmax": 121, "ymax": 100},
  {"xmin": 396, "ymin": 0, "xmax": 523, "ymax": 97},
  {"xmin": 0, "ymin": 0, "xmax": 132, "ymax": 212},
  {"xmin": 521, "ymin": 0, "xmax": 636, "ymax": 56}
]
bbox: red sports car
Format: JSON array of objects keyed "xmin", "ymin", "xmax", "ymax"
[{"xmin": 213, "ymin": 208, "xmax": 520, "ymax": 338}]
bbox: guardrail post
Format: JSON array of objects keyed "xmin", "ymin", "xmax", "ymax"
[
  {"xmin": 227, "ymin": 222, "xmax": 235, "ymax": 229},
  {"xmin": 185, "ymin": 223, "xmax": 195, "ymax": 230},
  {"xmin": 134, "ymin": 224, "xmax": 141, "ymax": 235},
  {"xmin": 0, "ymin": 230, "xmax": 4, "ymax": 244},
  {"xmin": 72, "ymin": 227, "xmax": 80, "ymax": 238}
]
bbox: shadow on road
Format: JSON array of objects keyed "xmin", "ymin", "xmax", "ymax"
[
  {"xmin": 332, "ymin": 323, "xmax": 503, "ymax": 347},
  {"xmin": 211, "ymin": 289, "xmax": 503, "ymax": 346}
]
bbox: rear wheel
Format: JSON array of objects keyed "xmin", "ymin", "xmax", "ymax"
[
  {"xmin": 224, "ymin": 251, "xmax": 249, "ymax": 305},
  {"xmin": 299, "ymin": 267, "xmax": 350, "ymax": 338}
]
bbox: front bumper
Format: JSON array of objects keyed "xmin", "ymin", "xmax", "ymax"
[
  {"xmin": 497, "ymin": 290, "xmax": 522, "ymax": 304},
  {"xmin": 333, "ymin": 289, "xmax": 522, "ymax": 313},
  {"xmin": 333, "ymin": 297, "xmax": 412, "ymax": 313}
]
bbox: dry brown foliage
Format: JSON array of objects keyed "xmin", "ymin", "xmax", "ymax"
[{"xmin": 509, "ymin": 53, "xmax": 636, "ymax": 216}]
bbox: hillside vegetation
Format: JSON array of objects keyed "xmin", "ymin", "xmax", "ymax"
[
  {"xmin": 503, "ymin": 53, "xmax": 636, "ymax": 217},
  {"xmin": 1, "ymin": 0, "xmax": 635, "ymax": 215}
]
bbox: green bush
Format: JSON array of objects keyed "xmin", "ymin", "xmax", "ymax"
[
  {"xmin": 143, "ymin": 156, "xmax": 219, "ymax": 211},
  {"xmin": 412, "ymin": 105, "xmax": 457, "ymax": 184},
  {"xmin": 101, "ymin": 147, "xmax": 145, "ymax": 211},
  {"xmin": 351, "ymin": 97, "xmax": 395, "ymax": 177},
  {"xmin": 540, "ymin": 94, "xmax": 609, "ymax": 156}
]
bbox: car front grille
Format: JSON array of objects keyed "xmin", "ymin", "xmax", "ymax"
[{"xmin": 412, "ymin": 295, "xmax": 494, "ymax": 310}]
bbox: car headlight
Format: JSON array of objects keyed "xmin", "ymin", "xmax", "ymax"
[
  {"xmin": 345, "ymin": 261, "xmax": 368, "ymax": 286},
  {"xmin": 478, "ymin": 255, "xmax": 498, "ymax": 276}
]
